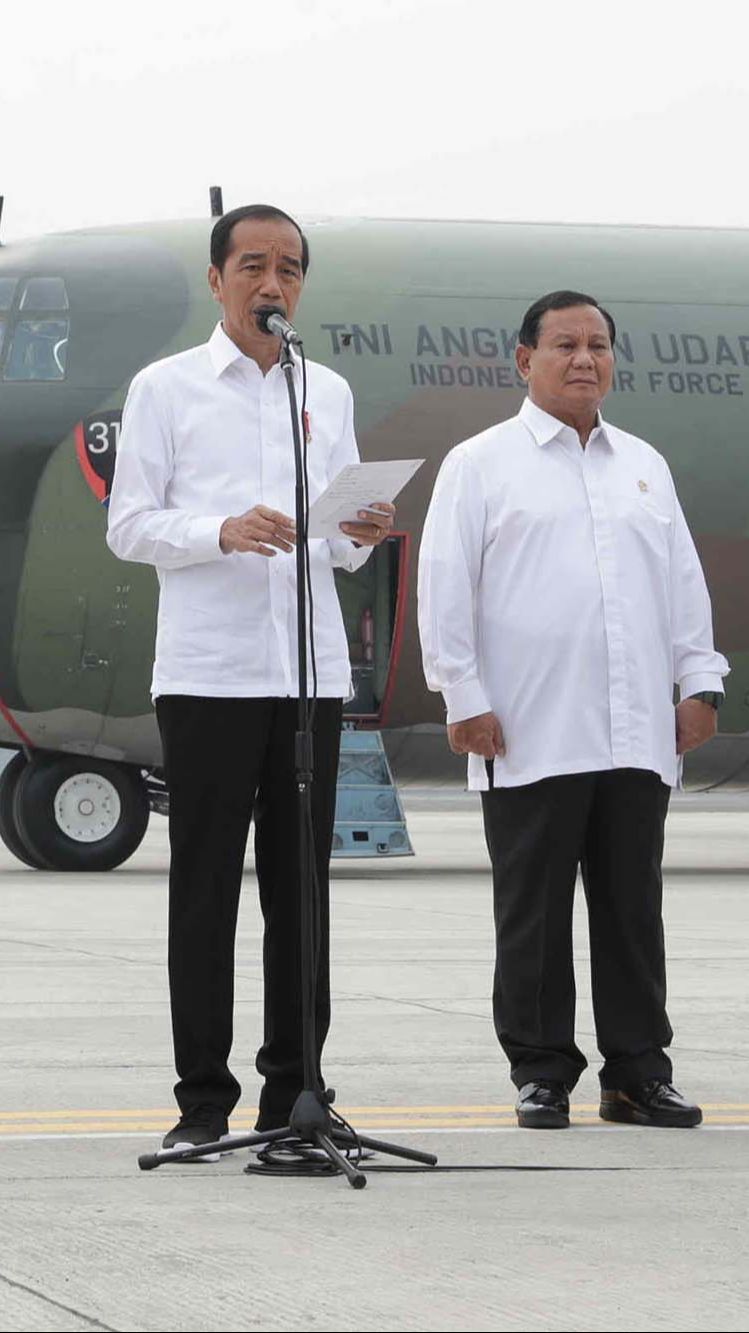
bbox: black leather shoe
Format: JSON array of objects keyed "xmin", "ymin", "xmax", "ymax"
[
  {"xmin": 600, "ymin": 1081, "xmax": 702, "ymax": 1127},
  {"xmin": 162, "ymin": 1105, "xmax": 231, "ymax": 1161},
  {"xmin": 516, "ymin": 1081, "xmax": 570, "ymax": 1129}
]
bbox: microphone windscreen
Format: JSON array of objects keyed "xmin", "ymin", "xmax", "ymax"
[{"xmin": 255, "ymin": 304, "xmax": 285, "ymax": 335}]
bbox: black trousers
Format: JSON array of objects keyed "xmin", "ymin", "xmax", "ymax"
[
  {"xmin": 481, "ymin": 768, "xmax": 673, "ymax": 1092},
  {"xmin": 156, "ymin": 695, "xmax": 343, "ymax": 1121}
]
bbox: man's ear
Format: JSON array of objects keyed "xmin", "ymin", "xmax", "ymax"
[
  {"xmin": 515, "ymin": 344, "xmax": 532, "ymax": 381},
  {"xmin": 207, "ymin": 264, "xmax": 222, "ymax": 304}
]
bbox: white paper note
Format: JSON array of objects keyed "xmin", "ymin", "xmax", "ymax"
[{"xmin": 307, "ymin": 459, "xmax": 425, "ymax": 539}]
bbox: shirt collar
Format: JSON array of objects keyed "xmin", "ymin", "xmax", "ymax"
[
  {"xmin": 208, "ymin": 321, "xmax": 276, "ymax": 380},
  {"xmin": 519, "ymin": 395, "xmax": 613, "ymax": 449}
]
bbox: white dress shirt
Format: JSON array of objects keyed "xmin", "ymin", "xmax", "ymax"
[
  {"xmin": 418, "ymin": 397, "xmax": 728, "ymax": 790},
  {"xmin": 107, "ymin": 322, "xmax": 370, "ymax": 700}
]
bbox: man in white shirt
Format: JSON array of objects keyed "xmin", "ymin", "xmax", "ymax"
[
  {"xmin": 107, "ymin": 204, "xmax": 394, "ymax": 1153},
  {"xmin": 418, "ymin": 290, "xmax": 728, "ymax": 1130}
]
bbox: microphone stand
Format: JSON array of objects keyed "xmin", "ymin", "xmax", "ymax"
[{"xmin": 138, "ymin": 331, "xmax": 437, "ymax": 1188}]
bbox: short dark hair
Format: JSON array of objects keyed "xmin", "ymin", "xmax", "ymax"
[
  {"xmin": 210, "ymin": 204, "xmax": 309, "ymax": 275},
  {"xmin": 519, "ymin": 290, "xmax": 616, "ymax": 349}
]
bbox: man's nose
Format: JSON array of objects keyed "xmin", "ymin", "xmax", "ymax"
[
  {"xmin": 572, "ymin": 345, "xmax": 595, "ymax": 365},
  {"xmin": 259, "ymin": 267, "xmax": 284, "ymax": 298}
]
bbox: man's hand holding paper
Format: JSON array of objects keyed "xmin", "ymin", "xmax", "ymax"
[
  {"xmin": 307, "ymin": 459, "xmax": 424, "ymax": 541},
  {"xmin": 340, "ymin": 501, "xmax": 395, "ymax": 547}
]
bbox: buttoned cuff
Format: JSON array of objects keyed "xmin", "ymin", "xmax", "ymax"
[
  {"xmin": 678, "ymin": 672, "xmax": 726, "ymax": 701},
  {"xmin": 190, "ymin": 516, "xmax": 227, "ymax": 559},
  {"xmin": 327, "ymin": 537, "xmax": 372, "ymax": 572},
  {"xmin": 444, "ymin": 678, "xmax": 491, "ymax": 725}
]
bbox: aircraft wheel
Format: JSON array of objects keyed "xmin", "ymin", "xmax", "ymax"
[
  {"xmin": 0, "ymin": 753, "xmax": 48, "ymax": 868},
  {"xmin": 13, "ymin": 755, "xmax": 150, "ymax": 872}
]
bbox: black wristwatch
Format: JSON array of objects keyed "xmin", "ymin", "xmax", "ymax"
[{"xmin": 687, "ymin": 691, "xmax": 724, "ymax": 710}]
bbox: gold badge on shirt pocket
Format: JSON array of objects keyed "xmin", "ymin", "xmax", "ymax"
[{"xmin": 638, "ymin": 479, "xmax": 649, "ymax": 492}]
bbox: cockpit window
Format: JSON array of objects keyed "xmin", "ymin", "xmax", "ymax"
[
  {"xmin": 19, "ymin": 276, "xmax": 69, "ymax": 311},
  {"xmin": 2, "ymin": 276, "xmax": 70, "ymax": 381},
  {"xmin": 0, "ymin": 278, "xmax": 17, "ymax": 311},
  {"xmin": 4, "ymin": 318, "xmax": 69, "ymax": 381}
]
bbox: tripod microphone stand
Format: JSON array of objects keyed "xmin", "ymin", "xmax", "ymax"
[{"xmin": 138, "ymin": 327, "xmax": 437, "ymax": 1189}]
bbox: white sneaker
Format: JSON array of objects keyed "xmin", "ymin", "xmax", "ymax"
[
  {"xmin": 166, "ymin": 1132, "xmax": 236, "ymax": 1164},
  {"xmin": 162, "ymin": 1107, "xmax": 235, "ymax": 1163}
]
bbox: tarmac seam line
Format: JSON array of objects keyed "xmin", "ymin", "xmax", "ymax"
[
  {"xmin": 0, "ymin": 935, "xmax": 156, "ymax": 967},
  {"xmin": 0, "ymin": 1267, "xmax": 116, "ymax": 1332},
  {"xmin": 335, "ymin": 989, "xmax": 489, "ymax": 1021}
]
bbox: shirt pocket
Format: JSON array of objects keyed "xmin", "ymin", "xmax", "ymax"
[
  {"xmin": 608, "ymin": 485, "xmax": 672, "ymax": 528},
  {"xmin": 639, "ymin": 500, "xmax": 672, "ymax": 527},
  {"xmin": 608, "ymin": 488, "xmax": 673, "ymax": 570}
]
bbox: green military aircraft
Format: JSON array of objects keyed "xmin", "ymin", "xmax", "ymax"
[{"xmin": 0, "ymin": 201, "xmax": 747, "ymax": 870}]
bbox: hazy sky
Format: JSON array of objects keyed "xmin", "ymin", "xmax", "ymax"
[{"xmin": 3, "ymin": 0, "xmax": 748, "ymax": 241}]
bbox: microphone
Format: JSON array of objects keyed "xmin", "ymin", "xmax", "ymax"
[{"xmin": 255, "ymin": 304, "xmax": 303, "ymax": 346}]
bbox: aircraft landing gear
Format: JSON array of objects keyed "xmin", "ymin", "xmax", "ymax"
[
  {"xmin": 0, "ymin": 753, "xmax": 48, "ymax": 868},
  {"xmin": 0, "ymin": 752, "xmax": 150, "ymax": 871}
]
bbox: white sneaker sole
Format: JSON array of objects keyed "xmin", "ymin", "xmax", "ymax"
[{"xmin": 166, "ymin": 1132, "xmax": 236, "ymax": 1163}]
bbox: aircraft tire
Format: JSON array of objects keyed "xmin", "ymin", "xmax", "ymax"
[
  {"xmin": 0, "ymin": 752, "xmax": 49, "ymax": 868},
  {"xmin": 12, "ymin": 754, "xmax": 150, "ymax": 872}
]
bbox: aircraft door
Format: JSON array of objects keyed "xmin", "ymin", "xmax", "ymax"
[{"xmin": 335, "ymin": 532, "xmax": 408, "ymax": 725}]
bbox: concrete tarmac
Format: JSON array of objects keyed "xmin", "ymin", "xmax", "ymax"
[{"xmin": 0, "ymin": 791, "xmax": 747, "ymax": 1333}]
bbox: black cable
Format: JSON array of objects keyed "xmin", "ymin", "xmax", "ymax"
[
  {"xmin": 358, "ymin": 1163, "xmax": 639, "ymax": 1175},
  {"xmin": 299, "ymin": 347, "xmax": 318, "ymax": 726},
  {"xmin": 248, "ymin": 1112, "xmax": 367, "ymax": 1177},
  {"xmin": 245, "ymin": 1144, "xmax": 634, "ymax": 1179},
  {"xmin": 329, "ymin": 1106, "xmax": 363, "ymax": 1167},
  {"xmin": 296, "ymin": 344, "xmax": 344, "ymax": 1144},
  {"xmin": 298, "ymin": 344, "xmax": 322, "ymax": 1072},
  {"xmin": 305, "ymin": 799, "xmax": 321, "ymax": 1017},
  {"xmin": 247, "ymin": 1140, "xmax": 341, "ymax": 1177}
]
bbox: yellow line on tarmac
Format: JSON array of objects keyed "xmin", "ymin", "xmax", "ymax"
[
  {"xmin": 0, "ymin": 1118, "xmax": 748, "ymax": 1134},
  {"xmin": 0, "ymin": 1108, "xmax": 179, "ymax": 1121},
  {"xmin": 0, "ymin": 1104, "xmax": 524, "ymax": 1120},
  {"xmin": 1, "ymin": 1102, "xmax": 747, "ymax": 1123},
  {"xmin": 0, "ymin": 1103, "xmax": 747, "ymax": 1135}
]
